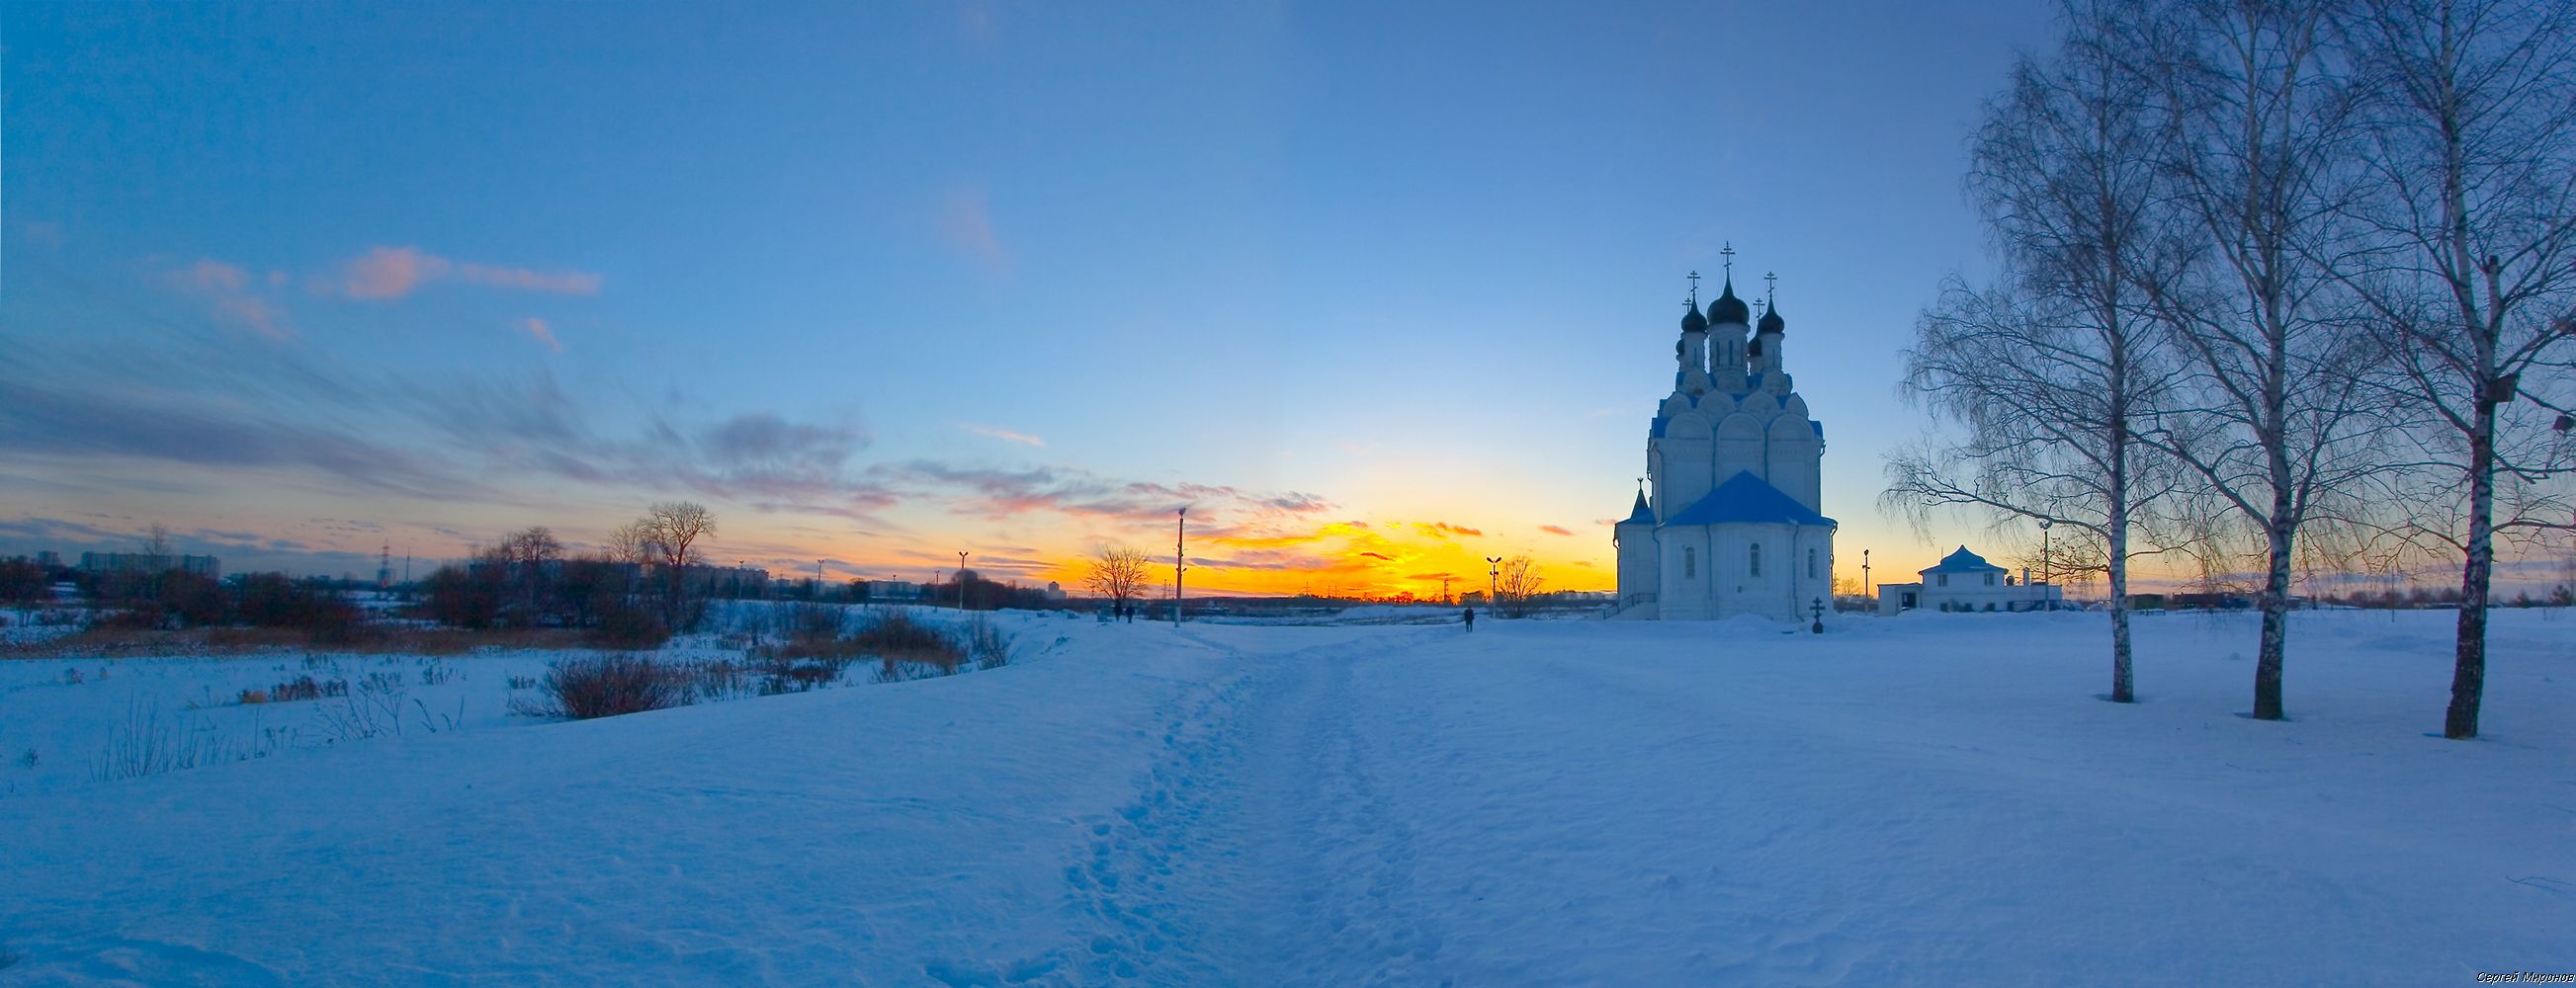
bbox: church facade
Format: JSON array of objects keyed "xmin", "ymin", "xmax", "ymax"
[{"xmin": 1613, "ymin": 269, "xmax": 1837, "ymax": 620}]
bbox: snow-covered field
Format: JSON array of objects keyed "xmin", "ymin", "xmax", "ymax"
[{"xmin": 2, "ymin": 609, "xmax": 2569, "ymax": 985}]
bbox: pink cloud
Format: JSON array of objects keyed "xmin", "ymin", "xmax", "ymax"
[
  {"xmin": 339, "ymin": 246, "xmax": 601, "ymax": 300},
  {"xmin": 519, "ymin": 317, "xmax": 563, "ymax": 353},
  {"xmin": 959, "ymin": 423, "xmax": 1044, "ymax": 447},
  {"xmin": 342, "ymin": 246, "xmax": 448, "ymax": 299},
  {"xmin": 1539, "ymin": 525, "xmax": 1576, "ymax": 536},
  {"xmin": 459, "ymin": 262, "xmax": 603, "ymax": 295},
  {"xmin": 171, "ymin": 259, "xmax": 290, "ymax": 340}
]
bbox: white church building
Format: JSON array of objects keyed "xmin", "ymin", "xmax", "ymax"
[{"xmin": 1613, "ymin": 267, "xmax": 1836, "ymax": 620}]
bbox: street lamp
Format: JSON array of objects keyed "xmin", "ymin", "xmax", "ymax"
[
  {"xmin": 2038, "ymin": 519, "xmax": 2053, "ymax": 587},
  {"xmin": 1174, "ymin": 507, "xmax": 1187, "ymax": 626},
  {"xmin": 956, "ymin": 551, "xmax": 970, "ymax": 610},
  {"xmin": 1486, "ymin": 555, "xmax": 1503, "ymax": 610}
]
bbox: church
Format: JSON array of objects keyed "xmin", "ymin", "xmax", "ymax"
[{"xmin": 1613, "ymin": 262, "xmax": 1837, "ymax": 620}]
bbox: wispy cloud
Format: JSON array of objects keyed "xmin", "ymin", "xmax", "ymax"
[
  {"xmin": 519, "ymin": 317, "xmax": 564, "ymax": 352},
  {"xmin": 340, "ymin": 246, "xmax": 603, "ymax": 300},
  {"xmin": 1411, "ymin": 522, "xmax": 1483, "ymax": 538},
  {"xmin": 958, "ymin": 422, "xmax": 1044, "ymax": 447},
  {"xmin": 169, "ymin": 259, "xmax": 290, "ymax": 340},
  {"xmin": 1539, "ymin": 525, "xmax": 1575, "ymax": 536}
]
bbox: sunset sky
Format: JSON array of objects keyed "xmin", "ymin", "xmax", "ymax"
[{"xmin": 1, "ymin": 0, "xmax": 2080, "ymax": 597}]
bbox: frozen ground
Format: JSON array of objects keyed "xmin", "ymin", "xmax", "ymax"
[{"xmin": 2, "ymin": 609, "xmax": 2569, "ymax": 985}]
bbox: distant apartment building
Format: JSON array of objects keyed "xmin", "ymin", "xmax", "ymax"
[
  {"xmin": 80, "ymin": 552, "xmax": 219, "ymax": 579},
  {"xmin": 36, "ymin": 550, "xmax": 61, "ymax": 568},
  {"xmin": 864, "ymin": 580, "xmax": 924, "ymax": 602}
]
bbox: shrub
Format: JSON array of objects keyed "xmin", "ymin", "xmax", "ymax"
[
  {"xmin": 779, "ymin": 601, "xmax": 843, "ymax": 643},
  {"xmin": 268, "ymin": 675, "xmax": 344, "ymax": 702},
  {"xmin": 967, "ymin": 617, "xmax": 1011, "ymax": 670},
  {"xmin": 238, "ymin": 689, "xmax": 269, "ymax": 704},
  {"xmin": 588, "ymin": 603, "xmax": 670, "ymax": 649},
  {"xmin": 848, "ymin": 609, "xmax": 966, "ymax": 667},
  {"xmin": 541, "ymin": 653, "xmax": 692, "ymax": 719}
]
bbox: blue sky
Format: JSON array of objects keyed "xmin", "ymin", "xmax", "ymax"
[{"xmin": 2, "ymin": 0, "xmax": 2069, "ymax": 593}]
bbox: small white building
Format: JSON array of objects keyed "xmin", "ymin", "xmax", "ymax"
[{"xmin": 1877, "ymin": 546, "xmax": 2066, "ymax": 615}]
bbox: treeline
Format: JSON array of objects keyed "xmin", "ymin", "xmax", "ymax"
[{"xmin": 418, "ymin": 502, "xmax": 717, "ymax": 647}]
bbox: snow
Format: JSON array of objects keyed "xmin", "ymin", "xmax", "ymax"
[{"xmin": 2, "ymin": 609, "xmax": 2570, "ymax": 984}]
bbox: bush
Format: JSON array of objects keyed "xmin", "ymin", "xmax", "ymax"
[
  {"xmin": 848, "ymin": 609, "xmax": 966, "ymax": 666},
  {"xmin": 967, "ymin": 617, "xmax": 1011, "ymax": 670},
  {"xmin": 235, "ymin": 573, "xmax": 361, "ymax": 631},
  {"xmin": 587, "ymin": 604, "xmax": 670, "ymax": 649},
  {"xmin": 540, "ymin": 653, "xmax": 692, "ymax": 719}
]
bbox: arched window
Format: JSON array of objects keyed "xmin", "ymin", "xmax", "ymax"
[
  {"xmin": 1808, "ymin": 548, "xmax": 1817, "ymax": 579},
  {"xmin": 1749, "ymin": 542, "xmax": 1761, "ymax": 577},
  {"xmin": 1683, "ymin": 547, "xmax": 1696, "ymax": 579}
]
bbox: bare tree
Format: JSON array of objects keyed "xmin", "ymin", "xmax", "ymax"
[
  {"xmin": 1082, "ymin": 544, "xmax": 1152, "ymax": 612},
  {"xmin": 2129, "ymin": 0, "xmax": 2388, "ymax": 720},
  {"xmin": 2325, "ymin": 0, "xmax": 2576, "ymax": 737},
  {"xmin": 1494, "ymin": 554, "xmax": 1544, "ymax": 618},
  {"xmin": 636, "ymin": 501, "xmax": 716, "ymax": 628},
  {"xmin": 1888, "ymin": 0, "xmax": 2188, "ymax": 702},
  {"xmin": 605, "ymin": 521, "xmax": 651, "ymax": 565},
  {"xmin": 498, "ymin": 526, "xmax": 564, "ymax": 623},
  {"xmin": 139, "ymin": 524, "xmax": 174, "ymax": 572}
]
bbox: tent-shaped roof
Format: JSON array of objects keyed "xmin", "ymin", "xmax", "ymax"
[
  {"xmin": 1622, "ymin": 490, "xmax": 1655, "ymax": 525},
  {"xmin": 1924, "ymin": 545, "xmax": 2007, "ymax": 573},
  {"xmin": 1660, "ymin": 470, "xmax": 1835, "ymax": 529}
]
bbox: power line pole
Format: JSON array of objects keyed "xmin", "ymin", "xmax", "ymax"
[{"xmin": 1173, "ymin": 507, "xmax": 1187, "ymax": 626}]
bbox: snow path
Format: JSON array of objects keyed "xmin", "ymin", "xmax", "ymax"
[{"xmin": 4, "ymin": 612, "xmax": 2569, "ymax": 984}]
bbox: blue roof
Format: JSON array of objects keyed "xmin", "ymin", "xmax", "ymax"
[
  {"xmin": 1926, "ymin": 545, "xmax": 2006, "ymax": 572},
  {"xmin": 1660, "ymin": 471, "xmax": 1835, "ymax": 529}
]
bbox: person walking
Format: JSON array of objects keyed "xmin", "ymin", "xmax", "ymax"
[{"xmin": 1462, "ymin": 607, "xmax": 1475, "ymax": 632}]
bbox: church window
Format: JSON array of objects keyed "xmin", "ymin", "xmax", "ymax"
[
  {"xmin": 1985, "ymin": 573, "xmax": 1997, "ymax": 586},
  {"xmin": 1749, "ymin": 543, "xmax": 1760, "ymax": 577},
  {"xmin": 1808, "ymin": 548, "xmax": 1817, "ymax": 579},
  {"xmin": 1684, "ymin": 547, "xmax": 1695, "ymax": 579},
  {"xmin": 1938, "ymin": 573, "xmax": 1949, "ymax": 587}
]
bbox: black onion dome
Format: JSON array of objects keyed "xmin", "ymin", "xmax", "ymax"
[
  {"xmin": 1680, "ymin": 300, "xmax": 1707, "ymax": 333},
  {"xmin": 1709, "ymin": 279, "xmax": 1751, "ymax": 325},
  {"xmin": 1758, "ymin": 302, "xmax": 1785, "ymax": 334}
]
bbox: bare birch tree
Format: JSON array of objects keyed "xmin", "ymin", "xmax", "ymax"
[
  {"xmin": 2325, "ymin": 0, "xmax": 2576, "ymax": 737},
  {"xmin": 2129, "ymin": 0, "xmax": 2388, "ymax": 720},
  {"xmin": 1888, "ymin": 0, "xmax": 2185, "ymax": 702}
]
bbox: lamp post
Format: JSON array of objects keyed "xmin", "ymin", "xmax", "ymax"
[
  {"xmin": 1861, "ymin": 548, "xmax": 1870, "ymax": 601},
  {"xmin": 1174, "ymin": 507, "xmax": 1187, "ymax": 626},
  {"xmin": 1486, "ymin": 555, "xmax": 1503, "ymax": 612},
  {"xmin": 1811, "ymin": 597, "xmax": 1826, "ymax": 633},
  {"xmin": 956, "ymin": 551, "xmax": 969, "ymax": 611},
  {"xmin": 2038, "ymin": 519, "xmax": 2052, "ymax": 587}
]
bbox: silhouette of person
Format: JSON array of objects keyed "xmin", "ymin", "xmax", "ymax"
[{"xmin": 1462, "ymin": 608, "xmax": 1475, "ymax": 632}]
